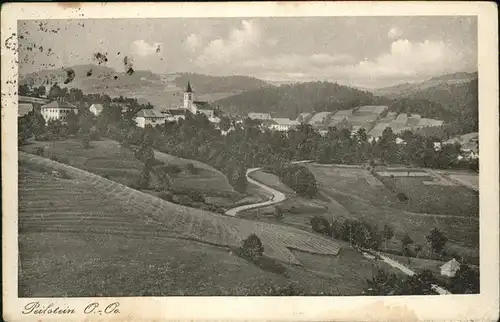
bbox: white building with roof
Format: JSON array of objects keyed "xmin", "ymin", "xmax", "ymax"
[
  {"xmin": 89, "ymin": 103, "xmax": 105, "ymax": 116},
  {"xmin": 135, "ymin": 109, "xmax": 167, "ymax": 128},
  {"xmin": 248, "ymin": 112, "xmax": 272, "ymax": 121},
  {"xmin": 40, "ymin": 100, "xmax": 78, "ymax": 123},
  {"xmin": 268, "ymin": 118, "xmax": 299, "ymax": 132},
  {"xmin": 440, "ymin": 258, "xmax": 461, "ymax": 277},
  {"xmin": 308, "ymin": 112, "xmax": 332, "ymax": 126}
]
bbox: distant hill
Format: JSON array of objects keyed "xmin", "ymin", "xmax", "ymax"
[
  {"xmin": 215, "ymin": 81, "xmax": 386, "ymax": 118},
  {"xmin": 373, "ymin": 71, "xmax": 478, "ymax": 110},
  {"xmin": 373, "ymin": 72, "xmax": 478, "ymax": 134},
  {"xmin": 171, "ymin": 73, "xmax": 270, "ymax": 95},
  {"xmin": 19, "ymin": 66, "xmax": 262, "ymax": 110}
]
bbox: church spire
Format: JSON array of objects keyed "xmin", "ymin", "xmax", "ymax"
[{"xmin": 186, "ymin": 82, "xmax": 193, "ymax": 93}]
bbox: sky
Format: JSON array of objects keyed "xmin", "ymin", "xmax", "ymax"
[{"xmin": 18, "ymin": 16, "xmax": 477, "ymax": 88}]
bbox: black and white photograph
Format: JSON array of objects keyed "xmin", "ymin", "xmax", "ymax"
[{"xmin": 2, "ymin": 2, "xmax": 498, "ymax": 321}]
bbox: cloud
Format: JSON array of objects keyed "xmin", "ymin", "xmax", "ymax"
[
  {"xmin": 195, "ymin": 20, "xmax": 260, "ymax": 67},
  {"xmin": 343, "ymin": 39, "xmax": 466, "ymax": 80},
  {"xmin": 242, "ymin": 53, "xmax": 355, "ymax": 73},
  {"xmin": 185, "ymin": 34, "xmax": 200, "ymax": 52},
  {"xmin": 131, "ymin": 40, "xmax": 162, "ymax": 57},
  {"xmin": 236, "ymin": 39, "xmax": 467, "ymax": 88},
  {"xmin": 388, "ymin": 27, "xmax": 403, "ymax": 40}
]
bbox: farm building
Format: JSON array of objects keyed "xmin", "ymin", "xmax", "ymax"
[
  {"xmin": 368, "ymin": 122, "xmax": 391, "ymax": 141},
  {"xmin": 356, "ymin": 105, "xmax": 388, "ymax": 116},
  {"xmin": 40, "ymin": 100, "xmax": 78, "ymax": 123},
  {"xmin": 331, "ymin": 109, "xmax": 354, "ymax": 121},
  {"xmin": 248, "ymin": 112, "xmax": 272, "ymax": 121},
  {"xmin": 440, "ymin": 258, "xmax": 461, "ymax": 277},
  {"xmin": 308, "ymin": 112, "xmax": 332, "ymax": 126},
  {"xmin": 163, "ymin": 108, "xmax": 187, "ymax": 122},
  {"xmin": 19, "ymin": 95, "xmax": 51, "ymax": 112},
  {"xmin": 296, "ymin": 112, "xmax": 312, "ymax": 123},
  {"xmin": 18, "ymin": 103, "xmax": 33, "ymax": 118},
  {"xmin": 417, "ymin": 118, "xmax": 444, "ymax": 128},
  {"xmin": 268, "ymin": 118, "xmax": 300, "ymax": 132},
  {"xmin": 134, "ymin": 109, "xmax": 166, "ymax": 128},
  {"xmin": 89, "ymin": 103, "xmax": 104, "ymax": 116}
]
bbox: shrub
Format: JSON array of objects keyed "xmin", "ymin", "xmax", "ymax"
[
  {"xmin": 49, "ymin": 155, "xmax": 61, "ymax": 162},
  {"xmin": 310, "ymin": 216, "xmax": 331, "ymax": 235},
  {"xmin": 81, "ymin": 135, "xmax": 91, "ymax": 149},
  {"xmin": 238, "ymin": 234, "xmax": 264, "ymax": 260},
  {"xmin": 162, "ymin": 164, "xmax": 182, "ymax": 174},
  {"xmin": 187, "ymin": 190, "xmax": 205, "ymax": 202},
  {"xmin": 158, "ymin": 191, "xmax": 174, "ymax": 202},
  {"xmin": 184, "ymin": 163, "xmax": 198, "ymax": 174},
  {"xmin": 396, "ymin": 192, "xmax": 409, "ymax": 202},
  {"xmin": 34, "ymin": 147, "xmax": 45, "ymax": 156}
]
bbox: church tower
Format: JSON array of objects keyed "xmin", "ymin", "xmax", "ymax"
[{"xmin": 183, "ymin": 82, "xmax": 195, "ymax": 114}]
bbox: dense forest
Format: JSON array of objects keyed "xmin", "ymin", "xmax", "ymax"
[
  {"xmin": 215, "ymin": 81, "xmax": 384, "ymax": 118},
  {"xmin": 173, "ymin": 73, "xmax": 270, "ymax": 94}
]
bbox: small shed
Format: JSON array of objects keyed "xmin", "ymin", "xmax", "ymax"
[{"xmin": 440, "ymin": 258, "xmax": 461, "ymax": 277}]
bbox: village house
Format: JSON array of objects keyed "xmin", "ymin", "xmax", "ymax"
[
  {"xmin": 40, "ymin": 100, "xmax": 78, "ymax": 124},
  {"xmin": 163, "ymin": 108, "xmax": 187, "ymax": 122},
  {"xmin": 134, "ymin": 109, "xmax": 166, "ymax": 128},
  {"xmin": 19, "ymin": 95, "xmax": 51, "ymax": 113},
  {"xmin": 440, "ymin": 258, "xmax": 461, "ymax": 277},
  {"xmin": 268, "ymin": 118, "xmax": 300, "ymax": 132},
  {"xmin": 89, "ymin": 103, "xmax": 104, "ymax": 116},
  {"xmin": 248, "ymin": 112, "xmax": 272, "ymax": 121}
]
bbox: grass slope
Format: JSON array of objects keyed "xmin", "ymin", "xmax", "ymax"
[{"xmin": 19, "ymin": 153, "xmax": 341, "ymax": 265}]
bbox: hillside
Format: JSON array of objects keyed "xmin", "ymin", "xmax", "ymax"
[
  {"xmin": 215, "ymin": 81, "xmax": 386, "ymax": 118},
  {"xmin": 18, "ymin": 152, "xmax": 392, "ymax": 296},
  {"xmin": 373, "ymin": 72, "xmax": 478, "ymax": 109},
  {"xmin": 19, "ymin": 66, "xmax": 264, "ymax": 110},
  {"xmin": 172, "ymin": 72, "xmax": 270, "ymax": 95}
]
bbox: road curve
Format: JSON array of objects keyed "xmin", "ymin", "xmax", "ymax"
[
  {"xmin": 225, "ymin": 160, "xmax": 313, "ymax": 217},
  {"xmin": 225, "ymin": 168, "xmax": 286, "ymax": 216}
]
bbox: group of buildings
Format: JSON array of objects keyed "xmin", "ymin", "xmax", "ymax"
[
  {"xmin": 246, "ymin": 105, "xmax": 445, "ymax": 143},
  {"xmin": 18, "ymin": 82, "xmax": 221, "ymax": 129}
]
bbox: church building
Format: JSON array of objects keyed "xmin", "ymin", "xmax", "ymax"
[{"xmin": 183, "ymin": 82, "xmax": 220, "ymax": 124}]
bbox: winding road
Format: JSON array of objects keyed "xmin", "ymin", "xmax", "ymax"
[
  {"xmin": 225, "ymin": 167, "xmax": 286, "ymax": 217},
  {"xmin": 225, "ymin": 160, "xmax": 312, "ymax": 217}
]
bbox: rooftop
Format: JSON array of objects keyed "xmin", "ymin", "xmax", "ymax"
[
  {"xmin": 272, "ymin": 118, "xmax": 300, "ymax": 126},
  {"xmin": 136, "ymin": 109, "xmax": 165, "ymax": 118},
  {"xmin": 41, "ymin": 100, "xmax": 77, "ymax": 109}
]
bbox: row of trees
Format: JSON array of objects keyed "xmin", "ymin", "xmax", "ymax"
[{"xmin": 310, "ymin": 216, "xmax": 449, "ymax": 258}]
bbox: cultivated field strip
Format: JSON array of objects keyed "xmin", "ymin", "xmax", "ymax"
[{"xmin": 19, "ymin": 153, "xmax": 341, "ymax": 265}]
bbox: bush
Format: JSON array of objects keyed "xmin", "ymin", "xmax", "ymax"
[
  {"xmin": 396, "ymin": 192, "xmax": 409, "ymax": 202},
  {"xmin": 81, "ymin": 135, "xmax": 91, "ymax": 149},
  {"xmin": 158, "ymin": 191, "xmax": 174, "ymax": 202},
  {"xmin": 34, "ymin": 147, "xmax": 45, "ymax": 156},
  {"xmin": 276, "ymin": 164, "xmax": 318, "ymax": 198},
  {"xmin": 310, "ymin": 216, "xmax": 331, "ymax": 235},
  {"xmin": 49, "ymin": 155, "xmax": 61, "ymax": 162},
  {"xmin": 162, "ymin": 164, "xmax": 182, "ymax": 174},
  {"xmin": 187, "ymin": 190, "xmax": 205, "ymax": 202},
  {"xmin": 237, "ymin": 234, "xmax": 264, "ymax": 260},
  {"xmin": 184, "ymin": 163, "xmax": 198, "ymax": 174}
]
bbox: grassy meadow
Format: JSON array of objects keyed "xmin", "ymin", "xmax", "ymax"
[{"xmin": 17, "ymin": 154, "xmax": 400, "ymax": 296}]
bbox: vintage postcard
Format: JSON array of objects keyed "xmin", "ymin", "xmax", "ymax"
[{"xmin": 2, "ymin": 1, "xmax": 499, "ymax": 321}]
